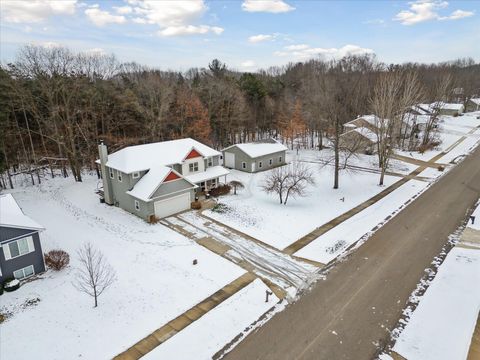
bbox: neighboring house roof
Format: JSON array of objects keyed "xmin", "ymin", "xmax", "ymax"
[
  {"xmin": 352, "ymin": 127, "xmax": 378, "ymax": 143},
  {"xmin": 0, "ymin": 194, "xmax": 44, "ymax": 231},
  {"xmin": 223, "ymin": 140, "xmax": 288, "ymax": 158},
  {"xmin": 345, "ymin": 114, "xmax": 388, "ymax": 129},
  {"xmin": 184, "ymin": 165, "xmax": 229, "ymax": 184},
  {"xmin": 430, "ymin": 102, "xmax": 464, "ymax": 111},
  {"xmin": 469, "ymin": 98, "xmax": 480, "ymax": 105},
  {"xmin": 126, "ymin": 168, "xmax": 196, "ymax": 202},
  {"xmin": 101, "ymin": 138, "xmax": 220, "ymax": 174}
]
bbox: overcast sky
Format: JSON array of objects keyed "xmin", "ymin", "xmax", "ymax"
[{"xmin": 1, "ymin": 0, "xmax": 479, "ymax": 71}]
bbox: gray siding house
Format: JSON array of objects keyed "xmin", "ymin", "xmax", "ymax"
[
  {"xmin": 97, "ymin": 138, "xmax": 229, "ymax": 221},
  {"xmin": 222, "ymin": 139, "xmax": 287, "ymax": 173},
  {"xmin": 465, "ymin": 98, "xmax": 480, "ymax": 112},
  {"xmin": 0, "ymin": 194, "xmax": 46, "ymax": 283}
]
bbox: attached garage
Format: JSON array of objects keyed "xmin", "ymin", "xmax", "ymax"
[{"xmin": 154, "ymin": 192, "xmax": 191, "ymax": 219}]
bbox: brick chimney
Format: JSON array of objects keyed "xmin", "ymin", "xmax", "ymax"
[{"xmin": 98, "ymin": 141, "xmax": 113, "ymax": 205}]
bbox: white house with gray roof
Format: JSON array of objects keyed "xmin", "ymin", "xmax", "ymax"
[
  {"xmin": 222, "ymin": 139, "xmax": 287, "ymax": 173},
  {"xmin": 97, "ymin": 138, "xmax": 229, "ymax": 221}
]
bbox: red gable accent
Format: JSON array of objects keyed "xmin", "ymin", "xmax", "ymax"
[
  {"xmin": 164, "ymin": 171, "xmax": 180, "ymax": 182},
  {"xmin": 185, "ymin": 149, "xmax": 202, "ymax": 159}
]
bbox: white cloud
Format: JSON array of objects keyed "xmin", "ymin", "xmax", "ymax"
[
  {"xmin": 1, "ymin": 0, "xmax": 77, "ymax": 23},
  {"xmin": 284, "ymin": 44, "xmax": 309, "ymax": 51},
  {"xmin": 394, "ymin": 1, "xmax": 474, "ymax": 25},
  {"xmin": 85, "ymin": 7, "xmax": 126, "ymax": 26},
  {"xmin": 275, "ymin": 44, "xmax": 374, "ymax": 61},
  {"xmin": 113, "ymin": 6, "xmax": 133, "ymax": 15},
  {"xmin": 41, "ymin": 41, "xmax": 62, "ymax": 49},
  {"xmin": 441, "ymin": 9, "xmax": 474, "ymax": 20},
  {"xmin": 127, "ymin": 0, "xmax": 223, "ymax": 37},
  {"xmin": 241, "ymin": 0, "xmax": 294, "ymax": 13},
  {"xmin": 158, "ymin": 25, "xmax": 223, "ymax": 36},
  {"xmin": 241, "ymin": 60, "xmax": 256, "ymax": 68},
  {"xmin": 248, "ymin": 34, "xmax": 274, "ymax": 43},
  {"xmin": 85, "ymin": 47, "xmax": 107, "ymax": 55}
]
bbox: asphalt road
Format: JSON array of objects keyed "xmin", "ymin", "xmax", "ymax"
[{"xmin": 224, "ymin": 145, "xmax": 480, "ymax": 360}]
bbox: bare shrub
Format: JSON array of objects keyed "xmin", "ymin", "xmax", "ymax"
[{"xmin": 44, "ymin": 249, "xmax": 70, "ymax": 271}]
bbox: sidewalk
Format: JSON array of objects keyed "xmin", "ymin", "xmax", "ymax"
[{"xmin": 114, "ymin": 272, "xmax": 256, "ymax": 360}]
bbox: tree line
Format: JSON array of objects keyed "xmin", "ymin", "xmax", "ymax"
[{"xmin": 1, "ymin": 45, "xmax": 479, "ymax": 188}]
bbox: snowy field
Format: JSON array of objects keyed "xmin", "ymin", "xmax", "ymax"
[
  {"xmin": 295, "ymin": 179, "xmax": 429, "ymax": 264},
  {"xmin": 397, "ymin": 112, "xmax": 480, "ymax": 161},
  {"xmin": 392, "ymin": 246, "xmax": 480, "ymax": 360},
  {"xmin": 143, "ymin": 278, "xmax": 279, "ymax": 360},
  {"xmin": 0, "ymin": 176, "xmax": 247, "ymax": 360},
  {"xmin": 205, "ymin": 162, "xmax": 398, "ymax": 250}
]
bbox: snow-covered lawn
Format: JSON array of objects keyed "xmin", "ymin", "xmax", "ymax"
[
  {"xmin": 143, "ymin": 278, "xmax": 279, "ymax": 360},
  {"xmin": 392, "ymin": 246, "xmax": 480, "ymax": 360},
  {"xmin": 0, "ymin": 175, "xmax": 246, "ymax": 360},
  {"xmin": 205, "ymin": 161, "xmax": 398, "ymax": 250},
  {"xmin": 397, "ymin": 112, "xmax": 480, "ymax": 161},
  {"xmin": 295, "ymin": 179, "xmax": 429, "ymax": 264}
]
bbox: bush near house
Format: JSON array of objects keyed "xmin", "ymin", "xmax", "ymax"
[
  {"xmin": 209, "ymin": 184, "xmax": 231, "ymax": 197},
  {"xmin": 44, "ymin": 250, "xmax": 70, "ymax": 271},
  {"xmin": 191, "ymin": 201, "xmax": 202, "ymax": 210},
  {"xmin": 3, "ymin": 278, "xmax": 20, "ymax": 292}
]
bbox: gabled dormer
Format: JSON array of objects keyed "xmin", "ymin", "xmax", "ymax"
[{"xmin": 181, "ymin": 147, "xmax": 205, "ymax": 175}]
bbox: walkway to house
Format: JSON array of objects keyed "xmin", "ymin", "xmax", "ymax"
[
  {"xmin": 165, "ymin": 211, "xmax": 319, "ymax": 297},
  {"xmin": 114, "ymin": 272, "xmax": 256, "ymax": 360}
]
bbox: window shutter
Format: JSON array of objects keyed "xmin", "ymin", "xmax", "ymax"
[
  {"xmin": 3, "ymin": 244, "xmax": 12, "ymax": 260},
  {"xmin": 27, "ymin": 236, "xmax": 35, "ymax": 252}
]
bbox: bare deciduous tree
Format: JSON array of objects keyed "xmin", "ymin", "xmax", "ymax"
[
  {"xmin": 228, "ymin": 180, "xmax": 244, "ymax": 195},
  {"xmin": 74, "ymin": 243, "xmax": 116, "ymax": 308},
  {"xmin": 261, "ymin": 163, "xmax": 314, "ymax": 205},
  {"xmin": 283, "ymin": 163, "xmax": 315, "ymax": 205}
]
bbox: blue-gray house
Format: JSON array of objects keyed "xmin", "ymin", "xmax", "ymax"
[{"xmin": 0, "ymin": 194, "xmax": 46, "ymax": 283}]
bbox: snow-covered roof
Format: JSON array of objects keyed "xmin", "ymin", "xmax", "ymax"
[
  {"xmin": 469, "ymin": 98, "xmax": 480, "ymax": 105},
  {"xmin": 353, "ymin": 127, "xmax": 378, "ymax": 142},
  {"xmin": 224, "ymin": 141, "xmax": 287, "ymax": 158},
  {"xmin": 431, "ymin": 102, "xmax": 464, "ymax": 111},
  {"xmin": 102, "ymin": 138, "xmax": 220, "ymax": 174},
  {"xmin": 126, "ymin": 167, "xmax": 174, "ymax": 202},
  {"xmin": 346, "ymin": 114, "xmax": 388, "ymax": 128},
  {"xmin": 0, "ymin": 194, "xmax": 44, "ymax": 231},
  {"xmin": 410, "ymin": 105, "xmax": 431, "ymax": 115},
  {"xmin": 185, "ymin": 165, "xmax": 229, "ymax": 184}
]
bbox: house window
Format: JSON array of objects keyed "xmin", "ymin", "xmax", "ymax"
[
  {"xmin": 242, "ymin": 162, "xmax": 246, "ymax": 169},
  {"xmin": 134, "ymin": 200, "xmax": 140, "ymax": 211},
  {"xmin": 5, "ymin": 237, "xmax": 34, "ymax": 259},
  {"xmin": 189, "ymin": 162, "xmax": 199, "ymax": 172},
  {"xmin": 207, "ymin": 157, "xmax": 213, "ymax": 167},
  {"xmin": 259, "ymin": 161, "xmax": 263, "ymax": 168},
  {"xmin": 279, "ymin": 156, "xmax": 282, "ymax": 163},
  {"xmin": 132, "ymin": 171, "xmax": 140, "ymax": 179},
  {"xmin": 13, "ymin": 265, "xmax": 34, "ymax": 280},
  {"xmin": 269, "ymin": 159, "xmax": 273, "ymax": 166},
  {"xmin": 118, "ymin": 171, "xmax": 122, "ymax": 182},
  {"xmin": 109, "ymin": 168, "xmax": 114, "ymax": 179}
]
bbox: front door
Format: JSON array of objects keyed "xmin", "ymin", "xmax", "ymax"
[{"xmin": 251, "ymin": 162, "xmax": 256, "ymax": 172}]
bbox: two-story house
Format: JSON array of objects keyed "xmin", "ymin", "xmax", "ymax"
[
  {"xmin": 97, "ymin": 138, "xmax": 229, "ymax": 221},
  {"xmin": 0, "ymin": 194, "xmax": 46, "ymax": 283}
]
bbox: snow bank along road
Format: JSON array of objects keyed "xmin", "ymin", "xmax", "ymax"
[{"xmin": 224, "ymin": 142, "xmax": 480, "ymax": 359}]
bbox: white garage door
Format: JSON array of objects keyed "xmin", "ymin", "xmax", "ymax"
[
  {"xmin": 224, "ymin": 152, "xmax": 235, "ymax": 168},
  {"xmin": 154, "ymin": 192, "xmax": 191, "ymax": 219}
]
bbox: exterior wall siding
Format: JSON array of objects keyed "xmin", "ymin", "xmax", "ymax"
[
  {"xmin": 222, "ymin": 147, "xmax": 286, "ymax": 173},
  {"xmin": 0, "ymin": 230, "xmax": 45, "ymax": 283}
]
